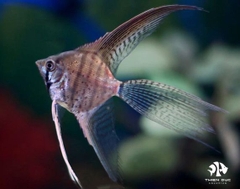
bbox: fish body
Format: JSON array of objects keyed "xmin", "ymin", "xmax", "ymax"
[
  {"xmin": 37, "ymin": 50, "xmax": 120, "ymax": 113},
  {"xmin": 36, "ymin": 5, "xmax": 225, "ymax": 188}
]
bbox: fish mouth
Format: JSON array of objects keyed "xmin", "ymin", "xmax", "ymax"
[
  {"xmin": 35, "ymin": 60, "xmax": 46, "ymax": 71},
  {"xmin": 35, "ymin": 60, "xmax": 40, "ymax": 66},
  {"xmin": 35, "ymin": 59, "xmax": 43, "ymax": 67},
  {"xmin": 35, "ymin": 59, "xmax": 46, "ymax": 74}
]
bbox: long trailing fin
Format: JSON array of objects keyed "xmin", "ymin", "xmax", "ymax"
[
  {"xmin": 80, "ymin": 5, "xmax": 203, "ymax": 74},
  {"xmin": 51, "ymin": 100, "xmax": 83, "ymax": 188},
  {"xmin": 75, "ymin": 99, "xmax": 123, "ymax": 184},
  {"xmin": 118, "ymin": 80, "xmax": 226, "ymax": 150}
]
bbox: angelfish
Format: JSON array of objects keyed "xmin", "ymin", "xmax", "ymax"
[{"xmin": 36, "ymin": 5, "xmax": 225, "ymax": 188}]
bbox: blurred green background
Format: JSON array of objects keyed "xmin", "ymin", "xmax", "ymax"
[{"xmin": 1, "ymin": 0, "xmax": 240, "ymax": 189}]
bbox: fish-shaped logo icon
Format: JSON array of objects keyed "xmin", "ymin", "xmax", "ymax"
[
  {"xmin": 208, "ymin": 162, "xmax": 228, "ymax": 177},
  {"xmin": 36, "ymin": 4, "xmax": 226, "ymax": 188}
]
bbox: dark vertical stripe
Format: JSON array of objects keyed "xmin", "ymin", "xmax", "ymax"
[
  {"xmin": 69, "ymin": 51, "xmax": 87, "ymax": 108},
  {"xmin": 83, "ymin": 53, "xmax": 96, "ymax": 110},
  {"xmin": 45, "ymin": 70, "xmax": 52, "ymax": 90},
  {"xmin": 87, "ymin": 53, "xmax": 105, "ymax": 109}
]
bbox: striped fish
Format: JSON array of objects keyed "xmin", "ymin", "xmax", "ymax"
[{"xmin": 36, "ymin": 5, "xmax": 225, "ymax": 188}]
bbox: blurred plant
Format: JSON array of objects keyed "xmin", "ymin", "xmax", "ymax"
[{"xmin": 192, "ymin": 44, "xmax": 240, "ymax": 173}]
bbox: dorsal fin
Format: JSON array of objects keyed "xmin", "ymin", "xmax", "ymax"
[{"xmin": 80, "ymin": 5, "xmax": 203, "ymax": 74}]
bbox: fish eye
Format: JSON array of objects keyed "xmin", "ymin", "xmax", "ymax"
[{"xmin": 45, "ymin": 60, "xmax": 56, "ymax": 71}]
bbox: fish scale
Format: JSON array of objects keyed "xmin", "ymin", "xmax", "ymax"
[{"xmin": 36, "ymin": 5, "xmax": 226, "ymax": 188}]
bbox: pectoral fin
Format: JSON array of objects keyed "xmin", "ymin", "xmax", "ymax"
[{"xmin": 51, "ymin": 100, "xmax": 82, "ymax": 188}]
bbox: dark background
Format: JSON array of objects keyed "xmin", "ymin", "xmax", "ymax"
[{"xmin": 0, "ymin": 0, "xmax": 240, "ymax": 189}]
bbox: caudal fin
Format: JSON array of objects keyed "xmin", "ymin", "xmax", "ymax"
[{"xmin": 118, "ymin": 79, "xmax": 226, "ymax": 149}]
